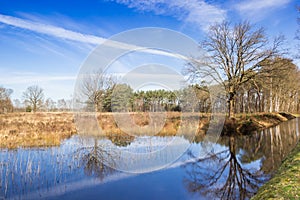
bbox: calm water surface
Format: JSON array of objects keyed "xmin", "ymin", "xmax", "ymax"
[{"xmin": 0, "ymin": 118, "xmax": 299, "ymax": 200}]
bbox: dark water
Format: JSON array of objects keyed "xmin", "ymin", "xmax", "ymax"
[{"xmin": 0, "ymin": 118, "xmax": 299, "ymax": 200}]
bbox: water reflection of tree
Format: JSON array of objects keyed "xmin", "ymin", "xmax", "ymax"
[
  {"xmin": 77, "ymin": 137, "xmax": 118, "ymax": 180},
  {"xmin": 237, "ymin": 119, "xmax": 300, "ymax": 173},
  {"xmin": 184, "ymin": 136, "xmax": 265, "ymax": 200}
]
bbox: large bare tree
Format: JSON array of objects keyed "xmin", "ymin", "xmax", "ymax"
[
  {"xmin": 186, "ymin": 21, "xmax": 283, "ymax": 117},
  {"xmin": 23, "ymin": 85, "xmax": 44, "ymax": 112}
]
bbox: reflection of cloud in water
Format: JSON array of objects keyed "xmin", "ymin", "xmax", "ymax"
[
  {"xmin": 16, "ymin": 173, "xmax": 136, "ymax": 200},
  {"xmin": 11, "ymin": 137, "xmax": 225, "ymax": 199},
  {"xmin": 6, "ymin": 135, "xmax": 194, "ymax": 199},
  {"xmin": 117, "ymin": 136, "xmax": 187, "ymax": 153}
]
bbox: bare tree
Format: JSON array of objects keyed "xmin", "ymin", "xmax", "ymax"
[
  {"xmin": 57, "ymin": 99, "xmax": 67, "ymax": 111},
  {"xmin": 13, "ymin": 99, "xmax": 22, "ymax": 109},
  {"xmin": 80, "ymin": 70, "xmax": 116, "ymax": 112},
  {"xmin": 23, "ymin": 85, "xmax": 44, "ymax": 112},
  {"xmin": 44, "ymin": 98, "xmax": 56, "ymax": 111},
  {"xmin": 0, "ymin": 87, "xmax": 13, "ymax": 113},
  {"xmin": 186, "ymin": 21, "xmax": 283, "ymax": 117}
]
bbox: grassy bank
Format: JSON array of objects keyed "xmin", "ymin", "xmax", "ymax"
[
  {"xmin": 222, "ymin": 112, "xmax": 296, "ymax": 135},
  {"xmin": 251, "ymin": 141, "xmax": 300, "ymax": 199},
  {"xmin": 0, "ymin": 112, "xmax": 296, "ymax": 148}
]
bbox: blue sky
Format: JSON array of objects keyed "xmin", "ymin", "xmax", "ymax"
[{"xmin": 0, "ymin": 0, "xmax": 299, "ymax": 101}]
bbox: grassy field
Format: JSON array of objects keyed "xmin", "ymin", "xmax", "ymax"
[
  {"xmin": 251, "ymin": 141, "xmax": 300, "ymax": 200},
  {"xmin": 0, "ymin": 111, "xmax": 296, "ymax": 148},
  {"xmin": 0, "ymin": 112, "xmax": 76, "ymax": 148}
]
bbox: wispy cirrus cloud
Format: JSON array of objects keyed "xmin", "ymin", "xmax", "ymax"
[
  {"xmin": 0, "ymin": 71, "xmax": 76, "ymax": 85},
  {"xmin": 114, "ymin": 0, "xmax": 227, "ymax": 31},
  {"xmin": 0, "ymin": 14, "xmax": 105, "ymax": 44},
  {"xmin": 0, "ymin": 14, "xmax": 193, "ymax": 60},
  {"xmin": 235, "ymin": 0, "xmax": 291, "ymax": 19},
  {"xmin": 0, "ymin": 70, "xmax": 76, "ymax": 100}
]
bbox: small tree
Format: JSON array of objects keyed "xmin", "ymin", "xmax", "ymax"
[
  {"xmin": 0, "ymin": 87, "xmax": 13, "ymax": 113},
  {"xmin": 44, "ymin": 98, "xmax": 56, "ymax": 111},
  {"xmin": 57, "ymin": 99, "xmax": 67, "ymax": 111},
  {"xmin": 23, "ymin": 85, "xmax": 44, "ymax": 112}
]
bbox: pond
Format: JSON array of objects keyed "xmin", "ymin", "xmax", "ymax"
[{"xmin": 0, "ymin": 118, "xmax": 299, "ymax": 200}]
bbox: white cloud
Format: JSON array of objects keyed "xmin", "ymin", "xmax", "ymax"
[
  {"xmin": 0, "ymin": 14, "xmax": 193, "ymax": 60},
  {"xmin": 0, "ymin": 14, "xmax": 105, "ymax": 44},
  {"xmin": 0, "ymin": 72, "xmax": 76, "ymax": 100},
  {"xmin": 0, "ymin": 74, "xmax": 76, "ymax": 85},
  {"xmin": 114, "ymin": 0, "xmax": 226, "ymax": 30},
  {"xmin": 235, "ymin": 0, "xmax": 291, "ymax": 18}
]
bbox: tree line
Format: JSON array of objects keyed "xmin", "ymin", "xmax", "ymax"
[
  {"xmin": 0, "ymin": 85, "xmax": 73, "ymax": 113},
  {"xmin": 1, "ymin": 58, "xmax": 300, "ymax": 114},
  {"xmin": 80, "ymin": 83, "xmax": 213, "ymax": 113},
  {"xmin": 77, "ymin": 57, "xmax": 300, "ymax": 114}
]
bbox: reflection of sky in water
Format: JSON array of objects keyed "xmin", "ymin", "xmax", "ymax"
[
  {"xmin": 0, "ymin": 118, "xmax": 299, "ymax": 199},
  {"xmin": 117, "ymin": 136, "xmax": 185, "ymax": 153}
]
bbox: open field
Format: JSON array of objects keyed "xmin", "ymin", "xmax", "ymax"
[
  {"xmin": 0, "ymin": 112, "xmax": 76, "ymax": 148},
  {"xmin": 0, "ymin": 112, "xmax": 296, "ymax": 149}
]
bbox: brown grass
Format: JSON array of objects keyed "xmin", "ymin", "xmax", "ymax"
[
  {"xmin": 0, "ymin": 112, "xmax": 295, "ymax": 148},
  {"xmin": 0, "ymin": 112, "xmax": 211, "ymax": 148},
  {"xmin": 0, "ymin": 112, "xmax": 76, "ymax": 148},
  {"xmin": 223, "ymin": 112, "xmax": 296, "ymax": 136}
]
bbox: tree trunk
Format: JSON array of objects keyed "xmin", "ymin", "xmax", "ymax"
[
  {"xmin": 256, "ymin": 92, "xmax": 260, "ymax": 112},
  {"xmin": 269, "ymin": 93, "xmax": 273, "ymax": 113},
  {"xmin": 241, "ymin": 93, "xmax": 244, "ymax": 113},
  {"xmin": 275, "ymin": 94, "xmax": 279, "ymax": 112},
  {"xmin": 33, "ymin": 103, "xmax": 37, "ymax": 112},
  {"xmin": 247, "ymin": 90, "xmax": 251, "ymax": 113},
  {"xmin": 95, "ymin": 103, "xmax": 98, "ymax": 112},
  {"xmin": 228, "ymin": 92, "xmax": 235, "ymax": 118},
  {"xmin": 269, "ymin": 78, "xmax": 273, "ymax": 113}
]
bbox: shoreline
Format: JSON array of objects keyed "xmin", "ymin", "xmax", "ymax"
[
  {"xmin": 222, "ymin": 112, "xmax": 297, "ymax": 136},
  {"xmin": 251, "ymin": 140, "xmax": 300, "ymax": 199},
  {"xmin": 0, "ymin": 112, "xmax": 297, "ymax": 149}
]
